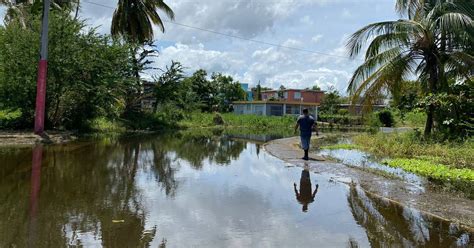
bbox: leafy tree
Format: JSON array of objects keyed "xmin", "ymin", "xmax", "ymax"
[
  {"xmin": 256, "ymin": 82, "xmax": 262, "ymax": 100},
  {"xmin": 390, "ymin": 80, "xmax": 422, "ymax": 114},
  {"xmin": 183, "ymin": 69, "xmax": 217, "ymax": 112},
  {"xmin": 277, "ymin": 85, "xmax": 286, "ymax": 99},
  {"xmin": 320, "ymin": 87, "xmax": 342, "ymax": 115},
  {"xmin": 1, "ymin": 0, "xmax": 78, "ymax": 27},
  {"xmin": 347, "ymin": 0, "xmax": 473, "ymax": 136},
  {"xmin": 0, "ymin": 13, "xmax": 134, "ymax": 129},
  {"xmin": 111, "ymin": 0, "xmax": 174, "ymax": 43},
  {"xmin": 211, "ymin": 73, "xmax": 246, "ymax": 112}
]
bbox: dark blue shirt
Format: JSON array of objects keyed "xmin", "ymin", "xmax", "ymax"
[{"xmin": 297, "ymin": 115, "xmax": 315, "ymax": 136}]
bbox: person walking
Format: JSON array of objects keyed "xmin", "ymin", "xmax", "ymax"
[{"xmin": 294, "ymin": 108, "xmax": 318, "ymax": 160}]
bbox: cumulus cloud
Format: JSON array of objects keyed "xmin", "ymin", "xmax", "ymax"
[{"xmin": 153, "ymin": 43, "xmax": 245, "ymax": 76}]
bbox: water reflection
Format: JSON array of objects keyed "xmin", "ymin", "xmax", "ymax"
[
  {"xmin": 28, "ymin": 145, "xmax": 43, "ymax": 248},
  {"xmin": 0, "ymin": 133, "xmax": 472, "ymax": 247},
  {"xmin": 348, "ymin": 184, "xmax": 472, "ymax": 247},
  {"xmin": 293, "ymin": 165, "xmax": 319, "ymax": 212}
]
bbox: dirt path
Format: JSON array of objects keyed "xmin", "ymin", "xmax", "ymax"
[
  {"xmin": 0, "ymin": 131, "xmax": 76, "ymax": 146},
  {"xmin": 264, "ymin": 136, "xmax": 474, "ymax": 230}
]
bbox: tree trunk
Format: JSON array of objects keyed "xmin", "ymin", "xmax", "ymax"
[
  {"xmin": 424, "ymin": 104, "xmax": 434, "ymax": 136},
  {"xmin": 74, "ymin": 0, "xmax": 80, "ymax": 20},
  {"xmin": 425, "ymin": 55, "xmax": 439, "ymax": 137}
]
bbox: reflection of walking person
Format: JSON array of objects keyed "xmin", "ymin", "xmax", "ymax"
[
  {"xmin": 294, "ymin": 108, "xmax": 318, "ymax": 160},
  {"xmin": 294, "ymin": 168, "xmax": 319, "ymax": 212}
]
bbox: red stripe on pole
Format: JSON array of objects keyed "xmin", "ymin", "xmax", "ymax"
[{"xmin": 34, "ymin": 60, "xmax": 48, "ymax": 134}]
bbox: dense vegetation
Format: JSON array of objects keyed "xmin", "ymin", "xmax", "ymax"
[
  {"xmin": 0, "ymin": 13, "xmax": 245, "ymax": 131},
  {"xmin": 347, "ymin": 0, "xmax": 473, "ymax": 137}
]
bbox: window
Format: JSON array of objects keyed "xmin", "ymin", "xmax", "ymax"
[
  {"xmin": 294, "ymin": 91, "xmax": 301, "ymax": 99},
  {"xmin": 285, "ymin": 105, "xmax": 300, "ymax": 115},
  {"xmin": 283, "ymin": 92, "xmax": 288, "ymax": 99},
  {"xmin": 255, "ymin": 105, "xmax": 264, "ymax": 115},
  {"xmin": 270, "ymin": 105, "xmax": 283, "ymax": 116}
]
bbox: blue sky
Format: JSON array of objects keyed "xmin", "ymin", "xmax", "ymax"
[{"xmin": 0, "ymin": 0, "xmax": 399, "ymax": 93}]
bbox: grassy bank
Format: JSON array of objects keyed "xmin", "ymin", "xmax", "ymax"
[
  {"xmin": 349, "ymin": 131, "xmax": 474, "ymax": 197},
  {"xmin": 352, "ymin": 132, "xmax": 473, "ymax": 169},
  {"xmin": 180, "ymin": 112, "xmax": 296, "ymax": 130}
]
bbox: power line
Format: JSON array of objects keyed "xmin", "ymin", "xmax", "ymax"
[{"xmin": 81, "ymin": 0, "xmax": 358, "ymax": 60}]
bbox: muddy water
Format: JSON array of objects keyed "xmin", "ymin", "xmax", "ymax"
[{"xmin": 0, "ymin": 133, "xmax": 472, "ymax": 247}]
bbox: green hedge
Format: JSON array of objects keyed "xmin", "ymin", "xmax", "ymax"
[{"xmin": 318, "ymin": 114, "xmax": 363, "ymax": 125}]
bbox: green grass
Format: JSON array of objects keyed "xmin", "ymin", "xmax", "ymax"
[
  {"xmin": 180, "ymin": 112, "xmax": 296, "ymax": 131},
  {"xmin": 351, "ymin": 131, "xmax": 474, "ymax": 198},
  {"xmin": 87, "ymin": 117, "xmax": 126, "ymax": 133},
  {"xmin": 383, "ymin": 158, "xmax": 474, "ymax": 182},
  {"xmin": 320, "ymin": 143, "xmax": 361, "ymax": 150},
  {"xmin": 352, "ymin": 132, "xmax": 473, "ymax": 170}
]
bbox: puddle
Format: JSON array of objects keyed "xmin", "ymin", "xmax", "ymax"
[{"xmin": 0, "ymin": 133, "xmax": 472, "ymax": 247}]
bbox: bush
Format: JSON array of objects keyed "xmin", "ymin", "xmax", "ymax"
[
  {"xmin": 0, "ymin": 109, "xmax": 22, "ymax": 129},
  {"xmin": 337, "ymin": 109, "xmax": 349, "ymax": 116},
  {"xmin": 87, "ymin": 117, "xmax": 125, "ymax": 133},
  {"xmin": 377, "ymin": 110, "xmax": 395, "ymax": 127},
  {"xmin": 213, "ymin": 113, "xmax": 225, "ymax": 125},
  {"xmin": 403, "ymin": 110, "xmax": 426, "ymax": 127},
  {"xmin": 0, "ymin": 13, "xmax": 134, "ymax": 130},
  {"xmin": 319, "ymin": 114, "xmax": 363, "ymax": 125}
]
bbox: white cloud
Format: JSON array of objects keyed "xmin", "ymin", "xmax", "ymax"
[
  {"xmin": 153, "ymin": 43, "xmax": 245, "ymax": 77},
  {"xmin": 311, "ymin": 34, "xmax": 324, "ymax": 43}
]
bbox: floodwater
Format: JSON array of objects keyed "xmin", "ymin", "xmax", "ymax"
[{"xmin": 0, "ymin": 133, "xmax": 472, "ymax": 247}]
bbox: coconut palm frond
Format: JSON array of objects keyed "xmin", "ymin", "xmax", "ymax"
[
  {"xmin": 436, "ymin": 12, "xmax": 473, "ymax": 33},
  {"xmin": 348, "ymin": 47, "xmax": 405, "ymax": 94},
  {"xmin": 364, "ymin": 32, "xmax": 411, "ymax": 59},
  {"xmin": 347, "ymin": 20, "xmax": 423, "ymax": 58},
  {"xmin": 112, "ymin": 0, "xmax": 175, "ymax": 43}
]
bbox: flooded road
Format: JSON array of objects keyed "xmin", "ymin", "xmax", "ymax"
[{"xmin": 0, "ymin": 133, "xmax": 472, "ymax": 247}]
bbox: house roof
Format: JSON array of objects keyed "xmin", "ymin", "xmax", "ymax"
[
  {"xmin": 233, "ymin": 100, "xmax": 320, "ymax": 106},
  {"xmin": 261, "ymin": 89, "xmax": 325, "ymax": 93}
]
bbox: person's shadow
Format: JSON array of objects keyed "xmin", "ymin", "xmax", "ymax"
[{"xmin": 293, "ymin": 167, "xmax": 319, "ymax": 212}]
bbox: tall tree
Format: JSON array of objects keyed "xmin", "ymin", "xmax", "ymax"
[
  {"xmin": 111, "ymin": 0, "xmax": 174, "ymax": 43},
  {"xmin": 346, "ymin": 0, "xmax": 473, "ymax": 136},
  {"xmin": 1, "ymin": 0, "xmax": 77, "ymax": 27}
]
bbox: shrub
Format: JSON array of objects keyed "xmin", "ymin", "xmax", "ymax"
[
  {"xmin": 0, "ymin": 109, "xmax": 22, "ymax": 129},
  {"xmin": 87, "ymin": 117, "xmax": 125, "ymax": 133},
  {"xmin": 319, "ymin": 114, "xmax": 363, "ymax": 125},
  {"xmin": 377, "ymin": 110, "xmax": 395, "ymax": 127},
  {"xmin": 337, "ymin": 109, "xmax": 349, "ymax": 116},
  {"xmin": 403, "ymin": 109, "xmax": 426, "ymax": 127},
  {"xmin": 213, "ymin": 113, "xmax": 225, "ymax": 125}
]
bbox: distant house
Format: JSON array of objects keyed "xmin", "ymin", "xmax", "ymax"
[
  {"xmin": 240, "ymin": 83, "xmax": 253, "ymax": 101},
  {"xmin": 233, "ymin": 88, "xmax": 324, "ymax": 117}
]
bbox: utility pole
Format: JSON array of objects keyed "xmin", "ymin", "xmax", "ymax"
[{"xmin": 34, "ymin": 0, "xmax": 51, "ymax": 134}]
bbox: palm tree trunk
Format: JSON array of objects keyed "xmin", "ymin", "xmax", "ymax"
[
  {"xmin": 424, "ymin": 56, "xmax": 439, "ymax": 137},
  {"xmin": 424, "ymin": 104, "xmax": 434, "ymax": 136},
  {"xmin": 74, "ymin": 0, "xmax": 80, "ymax": 20}
]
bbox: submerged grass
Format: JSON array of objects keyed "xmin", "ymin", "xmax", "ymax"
[
  {"xmin": 350, "ymin": 131, "xmax": 474, "ymax": 198},
  {"xmin": 320, "ymin": 143, "xmax": 361, "ymax": 150},
  {"xmin": 384, "ymin": 159, "xmax": 474, "ymax": 182},
  {"xmin": 352, "ymin": 132, "xmax": 473, "ymax": 169}
]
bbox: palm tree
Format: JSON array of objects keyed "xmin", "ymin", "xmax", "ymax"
[
  {"xmin": 346, "ymin": 0, "xmax": 473, "ymax": 135},
  {"xmin": 111, "ymin": 0, "xmax": 174, "ymax": 44},
  {"xmin": 1, "ymin": 0, "xmax": 78, "ymax": 27}
]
